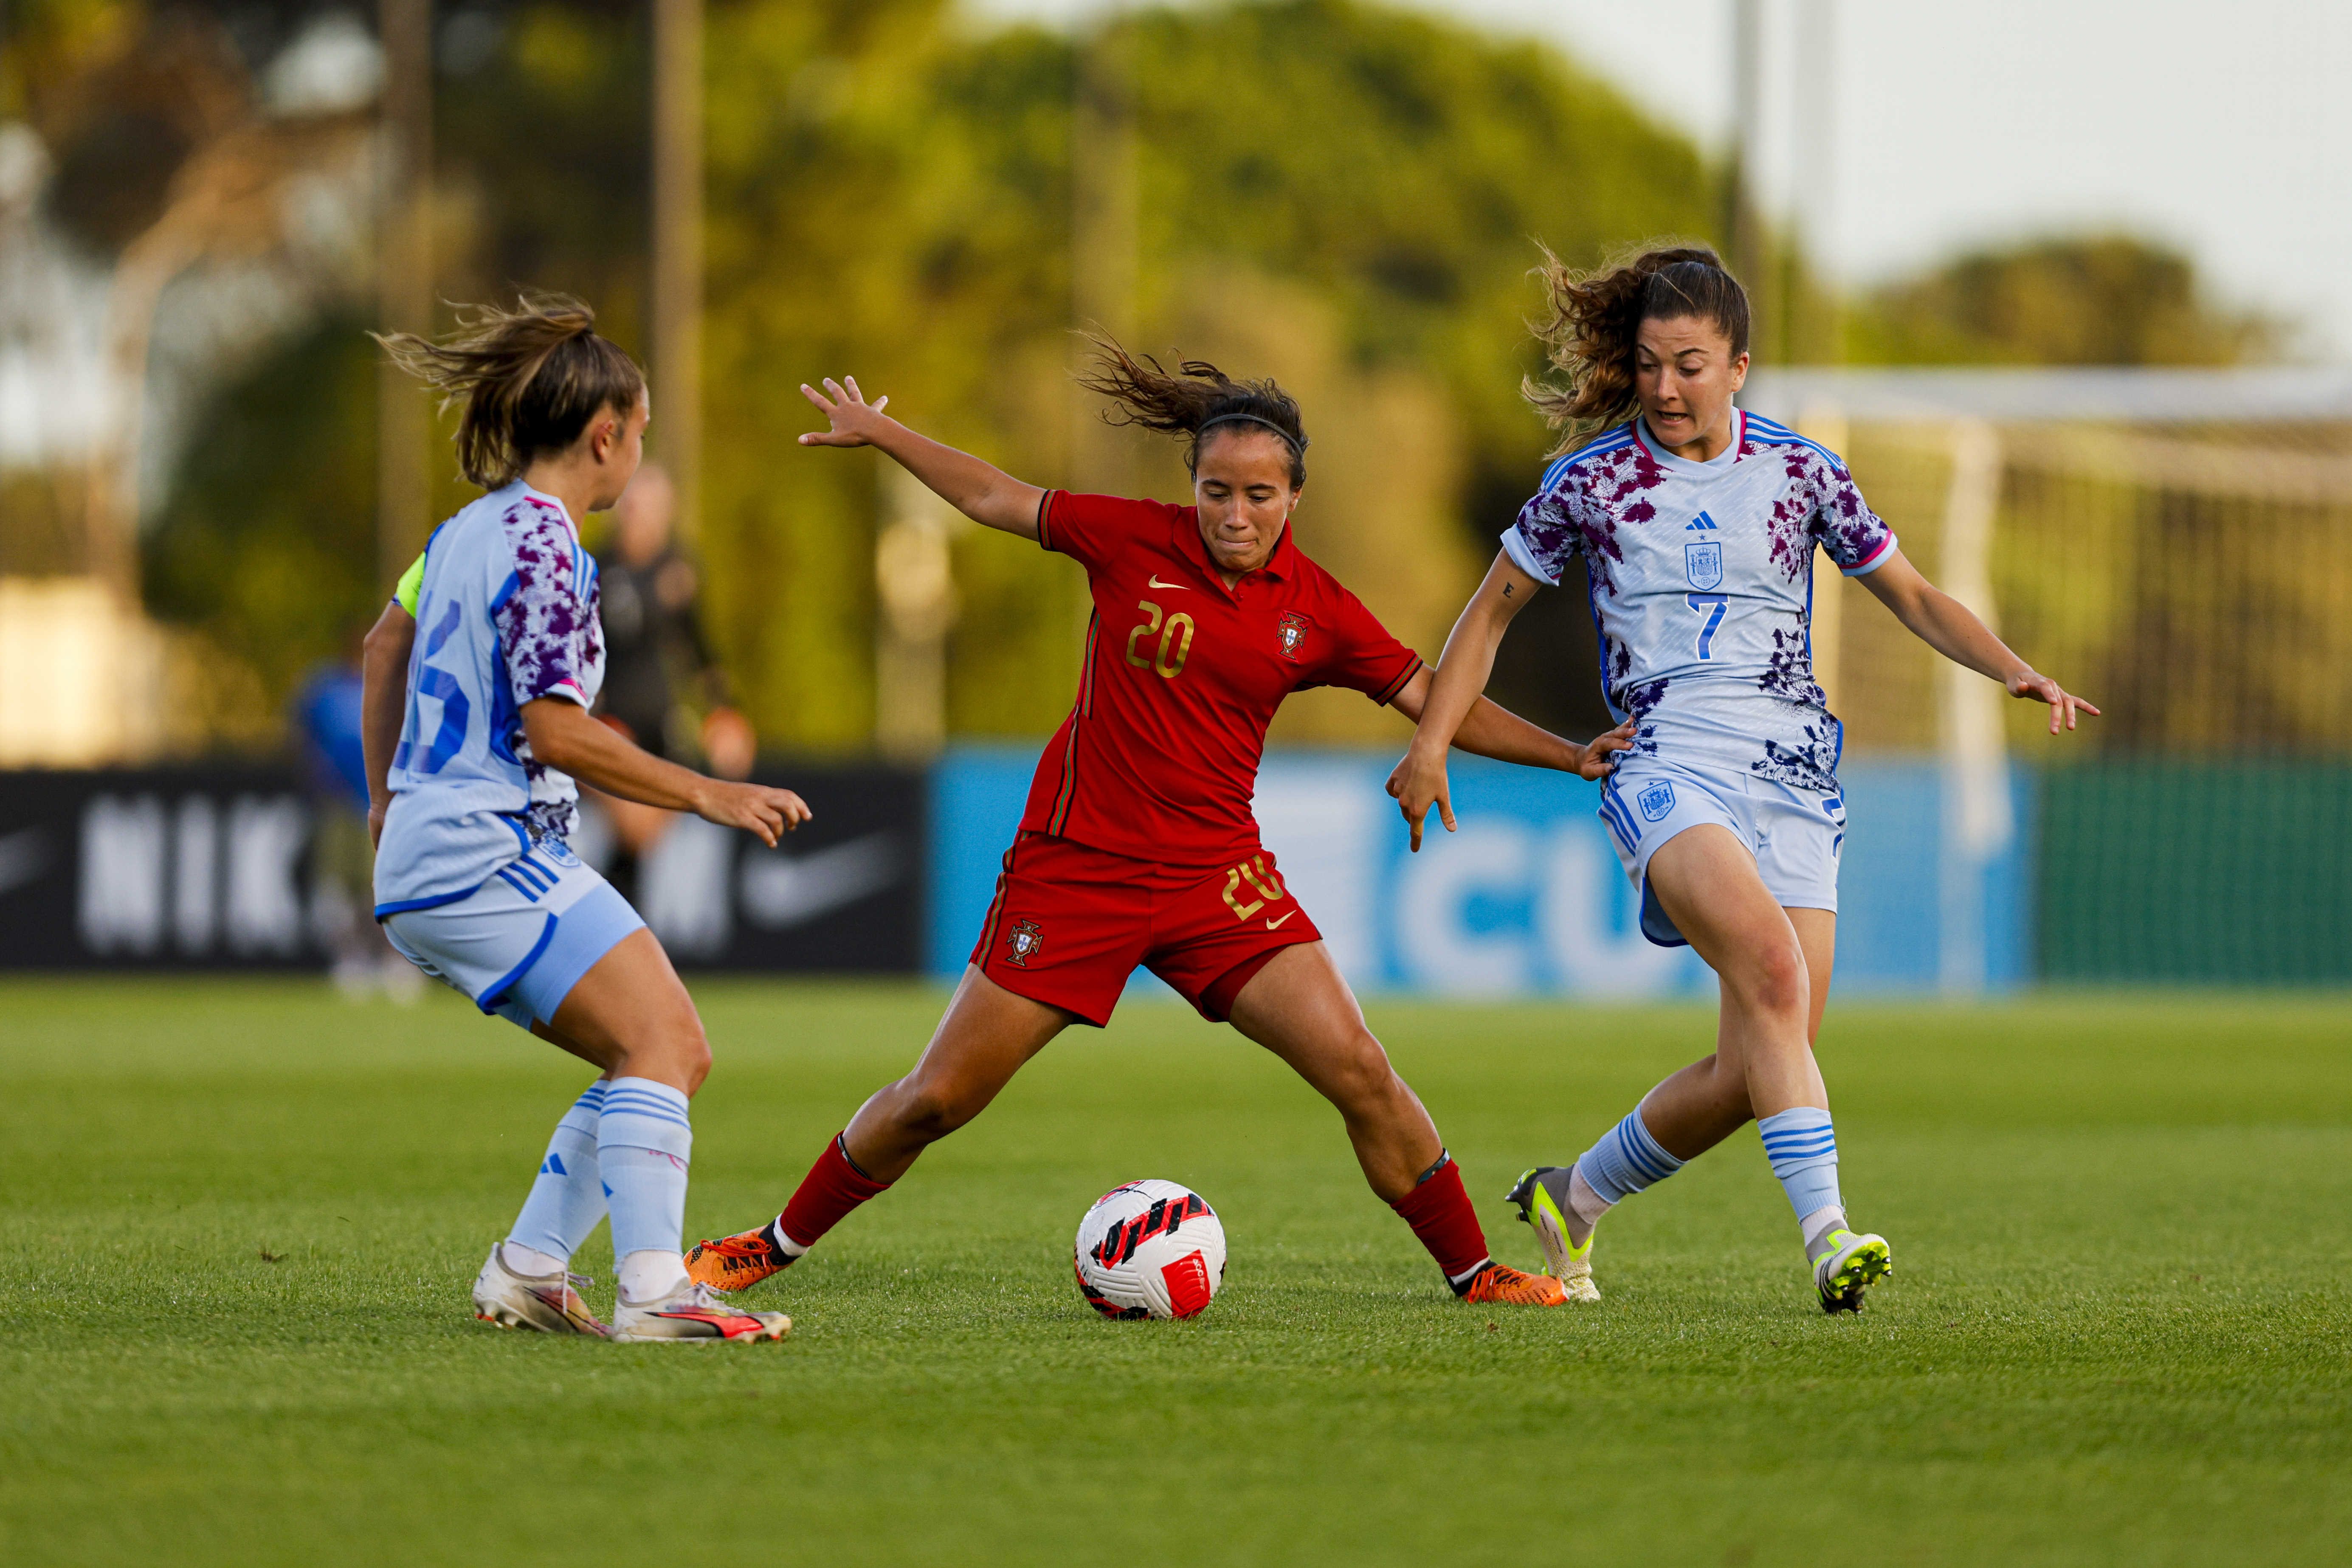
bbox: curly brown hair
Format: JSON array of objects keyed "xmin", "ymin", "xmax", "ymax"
[
  {"xmin": 1074, "ymin": 334, "xmax": 1309, "ymax": 489},
  {"xmin": 1522, "ymin": 243, "xmax": 1750, "ymax": 454},
  {"xmin": 373, "ymin": 293, "xmax": 645, "ymax": 489}
]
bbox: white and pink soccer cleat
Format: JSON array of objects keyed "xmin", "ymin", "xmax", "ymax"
[
  {"xmin": 610, "ymin": 1278, "xmax": 792, "ymax": 1344},
  {"xmin": 470, "ymin": 1244, "xmax": 608, "ymax": 1337}
]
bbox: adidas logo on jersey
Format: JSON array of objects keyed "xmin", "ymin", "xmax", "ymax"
[{"xmin": 1686, "ymin": 511, "xmax": 1720, "ymax": 532}]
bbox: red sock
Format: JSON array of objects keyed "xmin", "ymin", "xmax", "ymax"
[
  {"xmin": 1389, "ymin": 1154, "xmax": 1493, "ymax": 1293},
  {"xmin": 774, "ymin": 1133, "xmax": 892, "ymax": 1251}
]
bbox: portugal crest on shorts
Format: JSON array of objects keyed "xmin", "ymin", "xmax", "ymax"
[
  {"xmin": 1276, "ymin": 612, "xmax": 1310, "ymax": 662},
  {"xmin": 1003, "ymin": 919, "xmax": 1043, "ymax": 967},
  {"xmin": 1637, "ymin": 780, "xmax": 1676, "ymax": 822},
  {"xmin": 1684, "ymin": 541, "xmax": 1724, "ymax": 591}
]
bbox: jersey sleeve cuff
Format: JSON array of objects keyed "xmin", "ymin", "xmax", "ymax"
[
  {"xmin": 1036, "ymin": 490, "xmax": 1062, "ymax": 552},
  {"xmin": 1840, "ymin": 532, "xmax": 1897, "ymax": 577},
  {"xmin": 526, "ymin": 677, "xmax": 592, "ymax": 708},
  {"xmin": 1500, "ymin": 526, "xmax": 1561, "ymax": 588},
  {"xmin": 1370, "ymin": 656, "xmax": 1424, "ymax": 707}
]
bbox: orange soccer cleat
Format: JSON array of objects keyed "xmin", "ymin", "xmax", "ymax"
[
  {"xmin": 1462, "ymin": 1262, "xmax": 1573, "ymax": 1307},
  {"xmin": 684, "ymin": 1224, "xmax": 797, "ymax": 1292}
]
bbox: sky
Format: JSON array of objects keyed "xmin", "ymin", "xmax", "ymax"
[{"xmin": 972, "ymin": 0, "xmax": 2352, "ymax": 361}]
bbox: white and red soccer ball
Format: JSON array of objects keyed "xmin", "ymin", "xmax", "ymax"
[{"xmin": 1073, "ymin": 1179, "xmax": 1226, "ymax": 1320}]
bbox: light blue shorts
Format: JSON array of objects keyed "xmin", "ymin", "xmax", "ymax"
[
  {"xmin": 380, "ymin": 840, "xmax": 645, "ymax": 1030},
  {"xmin": 1595, "ymin": 757, "xmax": 1846, "ymax": 948}
]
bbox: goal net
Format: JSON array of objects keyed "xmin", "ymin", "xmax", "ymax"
[{"xmin": 1746, "ymin": 368, "xmax": 2352, "ymax": 986}]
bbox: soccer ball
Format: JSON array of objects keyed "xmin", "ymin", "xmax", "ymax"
[{"xmin": 1072, "ymin": 1179, "xmax": 1227, "ymax": 1320}]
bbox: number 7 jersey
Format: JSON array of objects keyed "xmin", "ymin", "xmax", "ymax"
[{"xmin": 1504, "ymin": 411, "xmax": 1897, "ymax": 794}]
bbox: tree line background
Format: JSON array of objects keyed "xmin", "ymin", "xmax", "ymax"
[{"xmin": 1, "ymin": 0, "xmax": 2277, "ymax": 756}]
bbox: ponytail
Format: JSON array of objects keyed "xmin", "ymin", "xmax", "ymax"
[
  {"xmin": 374, "ymin": 293, "xmax": 646, "ymax": 489},
  {"xmin": 1076, "ymin": 335, "xmax": 1310, "ymax": 489},
  {"xmin": 1523, "ymin": 243, "xmax": 1750, "ymax": 453}
]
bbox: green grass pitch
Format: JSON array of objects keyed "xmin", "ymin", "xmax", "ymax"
[{"xmin": 2, "ymin": 978, "xmax": 2348, "ymax": 1565}]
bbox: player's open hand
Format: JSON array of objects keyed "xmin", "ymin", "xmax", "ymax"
[
  {"xmin": 695, "ymin": 780, "xmax": 811, "ymax": 847},
  {"xmin": 2006, "ymin": 670, "xmax": 2101, "ymax": 735},
  {"xmin": 1386, "ymin": 745, "xmax": 1456, "ymax": 853},
  {"xmin": 798, "ymin": 377, "xmax": 892, "ymax": 448},
  {"xmin": 1575, "ymin": 718, "xmax": 1639, "ymax": 780}
]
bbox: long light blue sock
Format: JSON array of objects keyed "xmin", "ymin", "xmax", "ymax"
[
  {"xmin": 1572, "ymin": 1100, "xmax": 1685, "ymax": 1206},
  {"xmin": 597, "ymin": 1077, "xmax": 692, "ymax": 1298},
  {"xmin": 506, "ymin": 1080, "xmax": 608, "ymax": 1263},
  {"xmin": 1758, "ymin": 1107, "xmax": 1842, "ymax": 1234}
]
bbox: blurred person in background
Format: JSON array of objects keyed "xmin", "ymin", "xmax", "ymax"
[
  {"xmin": 363, "ymin": 293, "xmax": 807, "ymax": 1343},
  {"xmin": 293, "ymin": 634, "xmax": 422, "ymax": 1000},
  {"xmin": 588, "ymin": 461, "xmax": 756, "ymax": 905},
  {"xmin": 1394, "ymin": 245, "xmax": 2097, "ymax": 1316}
]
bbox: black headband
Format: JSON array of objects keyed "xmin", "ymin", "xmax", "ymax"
[{"xmin": 1195, "ymin": 412, "xmax": 1304, "ymax": 456}]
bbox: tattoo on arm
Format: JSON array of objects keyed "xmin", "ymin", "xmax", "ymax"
[{"xmin": 1502, "ymin": 583, "xmax": 1513, "ymax": 597}]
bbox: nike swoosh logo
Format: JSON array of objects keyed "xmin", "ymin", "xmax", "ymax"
[
  {"xmin": 1265, "ymin": 910, "xmax": 1297, "ymax": 929},
  {"xmin": 1146, "ymin": 575, "xmax": 1190, "ymax": 590},
  {"xmin": 738, "ymin": 831, "xmax": 905, "ymax": 933}
]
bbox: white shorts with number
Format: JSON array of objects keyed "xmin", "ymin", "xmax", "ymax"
[{"xmin": 1594, "ymin": 757, "xmax": 1846, "ymax": 948}]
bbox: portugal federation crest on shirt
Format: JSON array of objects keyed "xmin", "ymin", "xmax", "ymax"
[
  {"xmin": 1276, "ymin": 611, "xmax": 1310, "ymax": 661},
  {"xmin": 1003, "ymin": 919, "xmax": 1044, "ymax": 967}
]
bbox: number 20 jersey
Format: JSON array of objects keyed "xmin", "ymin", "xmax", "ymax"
[
  {"xmin": 375, "ymin": 480, "xmax": 605, "ymax": 912},
  {"xmin": 1021, "ymin": 491, "xmax": 1424, "ymax": 870},
  {"xmin": 1504, "ymin": 411, "xmax": 1897, "ymax": 796}
]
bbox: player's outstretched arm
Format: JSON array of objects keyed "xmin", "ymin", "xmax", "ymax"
[
  {"xmin": 1389, "ymin": 670, "xmax": 1635, "ymax": 780},
  {"xmin": 798, "ymin": 376, "xmax": 1047, "ymax": 539},
  {"xmin": 360, "ymin": 598, "xmax": 416, "ymax": 849},
  {"xmin": 1388, "ymin": 550, "xmax": 1544, "ymax": 851},
  {"xmin": 1858, "ymin": 548, "xmax": 2100, "ymax": 735},
  {"xmin": 519, "ymin": 698, "xmax": 811, "ymax": 847}
]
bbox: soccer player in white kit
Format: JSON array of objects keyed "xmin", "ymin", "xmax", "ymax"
[
  {"xmin": 1392, "ymin": 247, "xmax": 2098, "ymax": 1312},
  {"xmin": 361, "ymin": 295, "xmax": 808, "ymax": 1342}
]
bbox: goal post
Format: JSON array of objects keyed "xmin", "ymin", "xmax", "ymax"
[{"xmin": 1745, "ymin": 368, "xmax": 2352, "ymax": 988}]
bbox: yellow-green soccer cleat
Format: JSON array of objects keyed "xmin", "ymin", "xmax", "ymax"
[
  {"xmin": 1504, "ymin": 1166, "xmax": 1600, "ymax": 1303},
  {"xmin": 1811, "ymin": 1228, "xmax": 1893, "ymax": 1315}
]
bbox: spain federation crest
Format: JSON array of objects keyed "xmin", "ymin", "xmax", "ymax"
[
  {"xmin": 1637, "ymin": 780, "xmax": 1677, "ymax": 822},
  {"xmin": 1003, "ymin": 918, "xmax": 1043, "ymax": 967},
  {"xmin": 1684, "ymin": 541, "xmax": 1724, "ymax": 591},
  {"xmin": 1276, "ymin": 611, "xmax": 1310, "ymax": 662}
]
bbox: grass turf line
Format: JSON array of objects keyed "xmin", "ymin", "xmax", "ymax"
[{"xmin": 1, "ymin": 978, "xmax": 2347, "ymax": 1565}]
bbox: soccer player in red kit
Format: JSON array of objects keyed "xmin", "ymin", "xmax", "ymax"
[{"xmin": 687, "ymin": 346, "xmax": 1632, "ymax": 1307}]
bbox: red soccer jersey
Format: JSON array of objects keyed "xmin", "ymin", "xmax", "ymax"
[{"xmin": 1019, "ymin": 490, "xmax": 1424, "ymax": 868}]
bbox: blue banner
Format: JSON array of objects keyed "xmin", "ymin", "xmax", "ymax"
[{"xmin": 929, "ymin": 749, "xmax": 2034, "ymax": 998}]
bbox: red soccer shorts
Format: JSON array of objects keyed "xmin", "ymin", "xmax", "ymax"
[{"xmin": 968, "ymin": 832, "xmax": 1323, "ymax": 1027}]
